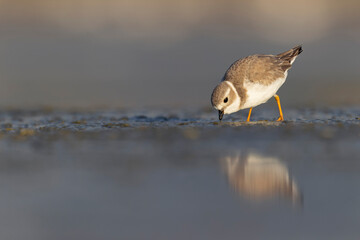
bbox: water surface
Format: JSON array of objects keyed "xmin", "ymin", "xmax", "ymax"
[{"xmin": 0, "ymin": 107, "xmax": 359, "ymax": 239}]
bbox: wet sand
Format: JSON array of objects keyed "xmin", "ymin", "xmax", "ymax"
[{"xmin": 0, "ymin": 107, "xmax": 359, "ymax": 240}]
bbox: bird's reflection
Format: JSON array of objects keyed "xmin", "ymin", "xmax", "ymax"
[{"xmin": 221, "ymin": 151, "xmax": 302, "ymax": 205}]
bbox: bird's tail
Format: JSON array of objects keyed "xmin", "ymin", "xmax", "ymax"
[{"xmin": 277, "ymin": 45, "xmax": 303, "ymax": 64}]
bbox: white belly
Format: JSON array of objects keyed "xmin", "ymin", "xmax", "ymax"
[{"xmin": 241, "ymin": 76, "xmax": 286, "ymax": 110}]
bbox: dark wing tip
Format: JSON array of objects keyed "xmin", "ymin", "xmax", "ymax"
[
  {"xmin": 277, "ymin": 45, "xmax": 303, "ymax": 63},
  {"xmin": 294, "ymin": 45, "xmax": 303, "ymax": 55}
]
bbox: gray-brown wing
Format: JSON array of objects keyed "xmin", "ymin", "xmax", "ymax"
[
  {"xmin": 245, "ymin": 55, "xmax": 291, "ymax": 85},
  {"xmin": 222, "ymin": 55, "xmax": 291, "ymax": 88}
]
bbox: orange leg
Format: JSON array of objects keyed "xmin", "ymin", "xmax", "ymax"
[
  {"xmin": 274, "ymin": 94, "xmax": 284, "ymax": 121},
  {"xmin": 246, "ymin": 108, "xmax": 253, "ymax": 122}
]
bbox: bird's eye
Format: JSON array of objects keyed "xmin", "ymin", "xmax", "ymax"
[{"xmin": 224, "ymin": 97, "xmax": 228, "ymax": 103}]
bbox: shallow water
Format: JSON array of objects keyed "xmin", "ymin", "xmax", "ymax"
[{"xmin": 0, "ymin": 107, "xmax": 359, "ymax": 240}]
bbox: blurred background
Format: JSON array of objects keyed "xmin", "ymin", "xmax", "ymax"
[
  {"xmin": 0, "ymin": 2, "xmax": 359, "ymax": 239},
  {"xmin": 0, "ymin": 0, "xmax": 359, "ymax": 109}
]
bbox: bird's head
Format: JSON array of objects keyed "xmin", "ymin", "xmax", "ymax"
[{"xmin": 211, "ymin": 81, "xmax": 240, "ymax": 120}]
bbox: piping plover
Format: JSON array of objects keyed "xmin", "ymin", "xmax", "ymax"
[
  {"xmin": 221, "ymin": 151, "xmax": 302, "ymax": 205},
  {"xmin": 211, "ymin": 45, "xmax": 302, "ymax": 121}
]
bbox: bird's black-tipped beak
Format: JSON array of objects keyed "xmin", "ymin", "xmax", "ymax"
[{"xmin": 218, "ymin": 110, "xmax": 224, "ymax": 121}]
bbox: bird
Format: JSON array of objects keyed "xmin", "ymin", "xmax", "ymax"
[
  {"xmin": 221, "ymin": 151, "xmax": 302, "ymax": 205},
  {"xmin": 211, "ymin": 45, "xmax": 302, "ymax": 121}
]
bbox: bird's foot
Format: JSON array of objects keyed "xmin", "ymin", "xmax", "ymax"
[{"xmin": 276, "ymin": 116, "xmax": 284, "ymax": 121}]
